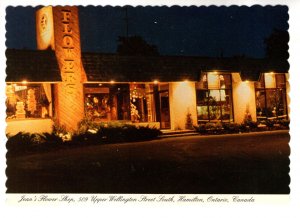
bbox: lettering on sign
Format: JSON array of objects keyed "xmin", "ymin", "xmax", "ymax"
[{"xmin": 61, "ymin": 9, "xmax": 76, "ymax": 95}]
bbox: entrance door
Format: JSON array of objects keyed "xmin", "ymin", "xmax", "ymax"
[{"xmin": 159, "ymin": 91, "xmax": 170, "ymax": 129}]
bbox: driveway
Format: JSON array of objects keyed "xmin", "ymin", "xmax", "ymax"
[{"xmin": 6, "ymin": 130, "xmax": 290, "ymax": 194}]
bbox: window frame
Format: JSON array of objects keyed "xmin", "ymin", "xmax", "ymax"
[
  {"xmin": 5, "ymin": 83, "xmax": 52, "ymax": 120},
  {"xmin": 196, "ymin": 72, "xmax": 234, "ymax": 123},
  {"xmin": 255, "ymin": 73, "xmax": 288, "ymax": 120}
]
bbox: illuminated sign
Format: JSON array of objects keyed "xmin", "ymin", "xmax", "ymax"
[
  {"xmin": 36, "ymin": 6, "xmax": 55, "ymax": 50},
  {"xmin": 36, "ymin": 6, "xmax": 87, "ymax": 131}
]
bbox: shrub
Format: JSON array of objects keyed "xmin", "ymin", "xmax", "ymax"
[
  {"xmin": 205, "ymin": 122, "xmax": 215, "ymax": 130},
  {"xmin": 246, "ymin": 121, "xmax": 258, "ymax": 129},
  {"xmin": 265, "ymin": 119, "xmax": 275, "ymax": 128},
  {"xmin": 239, "ymin": 123, "xmax": 249, "ymax": 133},
  {"xmin": 72, "ymin": 131, "xmax": 102, "ymax": 146},
  {"xmin": 215, "ymin": 122, "xmax": 223, "ymax": 130},
  {"xmin": 73, "ymin": 123, "xmax": 162, "ymax": 145},
  {"xmin": 278, "ymin": 119, "xmax": 290, "ymax": 129},
  {"xmin": 196, "ymin": 124, "xmax": 207, "ymax": 134},
  {"xmin": 6, "ymin": 124, "xmax": 162, "ymax": 157},
  {"xmin": 243, "ymin": 120, "xmax": 258, "ymax": 132},
  {"xmin": 52, "ymin": 121, "xmax": 68, "ymax": 135},
  {"xmin": 185, "ymin": 113, "xmax": 193, "ymax": 130},
  {"xmin": 40, "ymin": 132, "xmax": 63, "ymax": 145},
  {"xmin": 136, "ymin": 126, "xmax": 162, "ymax": 140},
  {"xmin": 6, "ymin": 132, "xmax": 35, "ymax": 156},
  {"xmin": 223, "ymin": 123, "xmax": 240, "ymax": 133},
  {"xmin": 6, "ymin": 132, "xmax": 59, "ymax": 156}
]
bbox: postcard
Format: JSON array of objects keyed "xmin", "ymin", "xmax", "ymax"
[{"xmin": 1, "ymin": 0, "xmax": 299, "ymax": 217}]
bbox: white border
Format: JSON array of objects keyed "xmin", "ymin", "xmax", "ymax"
[{"xmin": 1, "ymin": 1, "xmax": 299, "ymax": 217}]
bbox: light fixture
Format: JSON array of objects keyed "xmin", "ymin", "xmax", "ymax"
[
  {"xmin": 153, "ymin": 80, "xmax": 159, "ymax": 84},
  {"xmin": 21, "ymin": 80, "xmax": 28, "ymax": 84},
  {"xmin": 110, "ymin": 80, "xmax": 115, "ymax": 84}
]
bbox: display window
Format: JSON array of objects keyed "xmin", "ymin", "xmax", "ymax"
[
  {"xmin": 196, "ymin": 73, "xmax": 233, "ymax": 123},
  {"xmin": 130, "ymin": 83, "xmax": 156, "ymax": 123},
  {"xmin": 255, "ymin": 73, "xmax": 288, "ymax": 120},
  {"xmin": 6, "ymin": 83, "xmax": 52, "ymax": 119},
  {"xmin": 84, "ymin": 83, "xmax": 130, "ymax": 121}
]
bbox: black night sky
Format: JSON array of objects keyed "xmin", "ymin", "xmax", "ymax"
[{"xmin": 6, "ymin": 5, "xmax": 288, "ymax": 58}]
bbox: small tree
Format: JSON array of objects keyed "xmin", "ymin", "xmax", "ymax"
[{"xmin": 185, "ymin": 112, "xmax": 193, "ymax": 130}]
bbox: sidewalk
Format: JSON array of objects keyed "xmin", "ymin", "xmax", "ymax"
[{"xmin": 160, "ymin": 129, "xmax": 289, "ymax": 138}]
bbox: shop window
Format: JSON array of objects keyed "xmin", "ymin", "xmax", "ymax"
[
  {"xmin": 255, "ymin": 73, "xmax": 288, "ymax": 120},
  {"xmin": 6, "ymin": 83, "xmax": 52, "ymax": 119},
  {"xmin": 196, "ymin": 73, "xmax": 233, "ymax": 123},
  {"xmin": 264, "ymin": 73, "xmax": 276, "ymax": 88},
  {"xmin": 130, "ymin": 84, "xmax": 156, "ymax": 123},
  {"xmin": 84, "ymin": 84, "xmax": 130, "ymax": 121}
]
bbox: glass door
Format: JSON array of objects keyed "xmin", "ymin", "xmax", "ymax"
[{"xmin": 159, "ymin": 91, "xmax": 170, "ymax": 129}]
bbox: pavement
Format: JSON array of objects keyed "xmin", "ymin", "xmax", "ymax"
[{"xmin": 6, "ymin": 130, "xmax": 290, "ymax": 194}]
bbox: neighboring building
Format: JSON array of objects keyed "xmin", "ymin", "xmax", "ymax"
[{"xmin": 5, "ymin": 6, "xmax": 290, "ymax": 135}]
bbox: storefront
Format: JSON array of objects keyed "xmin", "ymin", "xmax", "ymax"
[
  {"xmin": 5, "ymin": 6, "xmax": 290, "ymax": 135},
  {"xmin": 5, "ymin": 48, "xmax": 60, "ymax": 135}
]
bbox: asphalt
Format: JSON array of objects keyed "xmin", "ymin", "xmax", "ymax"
[{"xmin": 6, "ymin": 130, "xmax": 290, "ymax": 194}]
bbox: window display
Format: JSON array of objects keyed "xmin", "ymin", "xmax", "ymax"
[
  {"xmin": 84, "ymin": 83, "xmax": 163, "ymax": 124},
  {"xmin": 84, "ymin": 84, "xmax": 130, "ymax": 121},
  {"xmin": 6, "ymin": 84, "xmax": 51, "ymax": 119},
  {"xmin": 255, "ymin": 73, "xmax": 288, "ymax": 120},
  {"xmin": 130, "ymin": 84, "xmax": 156, "ymax": 123},
  {"xmin": 196, "ymin": 73, "xmax": 233, "ymax": 123}
]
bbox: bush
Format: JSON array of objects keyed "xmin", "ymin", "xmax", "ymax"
[
  {"xmin": 265, "ymin": 119, "xmax": 275, "ymax": 128},
  {"xmin": 6, "ymin": 132, "xmax": 64, "ymax": 157},
  {"xmin": 277, "ymin": 119, "xmax": 290, "ymax": 129},
  {"xmin": 205, "ymin": 122, "xmax": 215, "ymax": 130},
  {"xmin": 215, "ymin": 122, "xmax": 223, "ymax": 130},
  {"xmin": 77, "ymin": 118, "xmax": 99, "ymax": 134},
  {"xmin": 6, "ymin": 132, "xmax": 37, "ymax": 156},
  {"xmin": 239, "ymin": 123, "xmax": 249, "ymax": 133},
  {"xmin": 72, "ymin": 131, "xmax": 102, "ymax": 146},
  {"xmin": 222, "ymin": 123, "xmax": 240, "ymax": 134},
  {"xmin": 40, "ymin": 132, "xmax": 64, "ymax": 146},
  {"xmin": 196, "ymin": 124, "xmax": 207, "ymax": 134},
  {"xmin": 97, "ymin": 125, "xmax": 162, "ymax": 143},
  {"xmin": 7, "ymin": 123, "xmax": 162, "ymax": 157},
  {"xmin": 245, "ymin": 121, "xmax": 258, "ymax": 129}
]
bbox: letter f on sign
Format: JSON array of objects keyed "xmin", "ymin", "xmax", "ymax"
[{"xmin": 62, "ymin": 10, "xmax": 71, "ymax": 23}]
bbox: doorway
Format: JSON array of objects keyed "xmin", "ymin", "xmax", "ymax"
[{"xmin": 159, "ymin": 91, "xmax": 170, "ymax": 129}]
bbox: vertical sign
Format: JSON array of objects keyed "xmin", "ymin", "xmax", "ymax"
[{"xmin": 36, "ymin": 6, "xmax": 87, "ymax": 131}]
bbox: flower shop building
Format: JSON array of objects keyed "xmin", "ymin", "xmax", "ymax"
[{"xmin": 5, "ymin": 6, "xmax": 290, "ymax": 135}]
